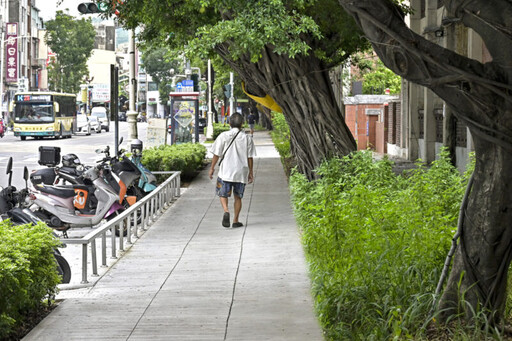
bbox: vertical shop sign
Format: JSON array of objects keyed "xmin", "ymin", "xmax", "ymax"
[{"xmin": 5, "ymin": 23, "xmax": 18, "ymax": 83}]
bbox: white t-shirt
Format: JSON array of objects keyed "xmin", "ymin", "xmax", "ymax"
[{"xmin": 210, "ymin": 128, "xmax": 256, "ymax": 183}]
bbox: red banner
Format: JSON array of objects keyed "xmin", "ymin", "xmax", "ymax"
[{"xmin": 5, "ymin": 23, "xmax": 18, "ymax": 83}]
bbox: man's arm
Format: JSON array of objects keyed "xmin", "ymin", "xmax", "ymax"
[
  {"xmin": 209, "ymin": 154, "xmax": 220, "ymax": 180},
  {"xmin": 248, "ymin": 157, "xmax": 254, "ymax": 184}
]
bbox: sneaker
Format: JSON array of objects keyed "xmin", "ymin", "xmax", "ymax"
[
  {"xmin": 222, "ymin": 212, "xmax": 230, "ymax": 227},
  {"xmin": 232, "ymin": 222, "xmax": 243, "ymax": 228}
]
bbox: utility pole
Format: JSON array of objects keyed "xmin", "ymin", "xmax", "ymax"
[
  {"xmin": 229, "ymin": 72, "xmax": 234, "ymax": 117},
  {"xmin": 126, "ymin": 29, "xmax": 138, "ymax": 140},
  {"xmin": 206, "ymin": 59, "xmax": 213, "ymax": 140}
]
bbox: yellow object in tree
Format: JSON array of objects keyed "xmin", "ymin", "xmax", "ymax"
[{"xmin": 242, "ymin": 82, "xmax": 282, "ymax": 113}]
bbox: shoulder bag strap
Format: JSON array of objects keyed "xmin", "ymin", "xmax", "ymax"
[{"xmin": 218, "ymin": 130, "xmax": 241, "ymax": 166}]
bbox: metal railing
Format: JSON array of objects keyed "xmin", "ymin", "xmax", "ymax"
[{"xmin": 60, "ymin": 171, "xmax": 181, "ymax": 284}]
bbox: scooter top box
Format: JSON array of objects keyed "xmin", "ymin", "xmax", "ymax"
[{"xmin": 38, "ymin": 146, "xmax": 61, "ymax": 167}]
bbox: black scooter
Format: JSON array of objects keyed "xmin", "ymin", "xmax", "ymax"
[{"xmin": 0, "ymin": 157, "xmax": 71, "ymax": 284}]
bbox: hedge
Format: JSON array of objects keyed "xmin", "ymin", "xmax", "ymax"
[
  {"xmin": 0, "ymin": 221, "xmax": 60, "ymax": 339},
  {"xmin": 213, "ymin": 122, "xmax": 231, "ymax": 139},
  {"xmin": 141, "ymin": 142, "xmax": 207, "ymax": 181}
]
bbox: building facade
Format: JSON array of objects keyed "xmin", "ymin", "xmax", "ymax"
[
  {"xmin": 343, "ymin": 0, "xmax": 480, "ymax": 173},
  {"xmin": 1, "ymin": 0, "xmax": 47, "ymax": 118}
]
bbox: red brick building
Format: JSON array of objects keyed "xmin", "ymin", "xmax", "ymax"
[{"xmin": 344, "ymin": 95, "xmax": 399, "ymax": 154}]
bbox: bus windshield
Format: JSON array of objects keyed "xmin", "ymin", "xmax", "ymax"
[{"xmin": 14, "ymin": 103, "xmax": 54, "ymax": 123}]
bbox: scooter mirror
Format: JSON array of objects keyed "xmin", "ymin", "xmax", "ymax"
[
  {"xmin": 95, "ymin": 149, "xmax": 102, "ymax": 154},
  {"xmin": 6, "ymin": 156, "xmax": 12, "ymax": 175},
  {"xmin": 119, "ymin": 137, "xmax": 123, "ymax": 146},
  {"xmin": 6, "ymin": 157, "xmax": 12, "ymax": 186},
  {"xmin": 23, "ymin": 166, "xmax": 29, "ymax": 182}
]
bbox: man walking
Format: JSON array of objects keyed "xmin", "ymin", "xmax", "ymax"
[{"xmin": 209, "ymin": 113, "xmax": 256, "ymax": 228}]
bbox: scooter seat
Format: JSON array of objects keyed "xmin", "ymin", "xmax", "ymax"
[{"xmin": 36, "ymin": 184, "xmax": 76, "ymax": 198}]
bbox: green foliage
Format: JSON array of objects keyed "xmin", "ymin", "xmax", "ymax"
[
  {"xmin": 290, "ymin": 149, "xmax": 470, "ymax": 339},
  {"xmin": 351, "ymin": 57, "xmax": 401, "ymax": 95},
  {"xmin": 213, "ymin": 123, "xmax": 231, "ymax": 139},
  {"xmin": 141, "ymin": 143, "xmax": 207, "ymax": 181},
  {"xmin": 0, "ymin": 221, "xmax": 60, "ymax": 338},
  {"xmin": 44, "ymin": 11, "xmax": 96, "ymax": 94},
  {"xmin": 140, "ymin": 46, "xmax": 181, "ymax": 104},
  {"xmin": 270, "ymin": 112, "xmax": 291, "ymax": 159},
  {"xmin": 270, "ymin": 112, "xmax": 296, "ymax": 176},
  {"xmin": 362, "ymin": 64, "xmax": 402, "ymax": 94},
  {"xmin": 116, "ymin": 0, "xmax": 369, "ymax": 68}
]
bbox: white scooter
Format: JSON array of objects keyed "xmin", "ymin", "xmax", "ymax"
[{"xmin": 29, "ymin": 158, "xmax": 126, "ymax": 233}]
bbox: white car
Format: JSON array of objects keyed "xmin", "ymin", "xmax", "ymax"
[
  {"xmin": 88, "ymin": 115, "xmax": 102, "ymax": 133},
  {"xmin": 76, "ymin": 115, "xmax": 91, "ymax": 135},
  {"xmin": 91, "ymin": 107, "xmax": 110, "ymax": 132}
]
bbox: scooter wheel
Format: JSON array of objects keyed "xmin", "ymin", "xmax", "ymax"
[{"xmin": 54, "ymin": 253, "xmax": 71, "ymax": 284}]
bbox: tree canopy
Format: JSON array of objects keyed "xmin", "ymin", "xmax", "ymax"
[
  {"xmin": 44, "ymin": 11, "xmax": 96, "ymax": 94},
  {"xmin": 140, "ymin": 46, "xmax": 180, "ymax": 105},
  {"xmin": 111, "ymin": 0, "xmax": 371, "ymax": 178}
]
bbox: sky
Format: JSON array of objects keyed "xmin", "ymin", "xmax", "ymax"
[{"xmin": 37, "ymin": 0, "xmax": 80, "ymax": 21}]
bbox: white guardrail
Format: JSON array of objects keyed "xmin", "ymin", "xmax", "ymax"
[{"xmin": 60, "ymin": 171, "xmax": 181, "ymax": 284}]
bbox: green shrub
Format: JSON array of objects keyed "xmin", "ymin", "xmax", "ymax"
[
  {"xmin": 141, "ymin": 143, "xmax": 207, "ymax": 181},
  {"xmin": 290, "ymin": 149, "xmax": 470, "ymax": 340},
  {"xmin": 213, "ymin": 123, "xmax": 231, "ymax": 139},
  {"xmin": 270, "ymin": 112, "xmax": 295, "ymax": 176},
  {"xmin": 0, "ymin": 221, "xmax": 60, "ymax": 338}
]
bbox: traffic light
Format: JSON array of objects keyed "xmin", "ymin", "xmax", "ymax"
[
  {"xmin": 78, "ymin": 2, "xmax": 108, "ymax": 14},
  {"xmin": 191, "ymin": 74, "xmax": 199, "ymax": 92},
  {"xmin": 223, "ymin": 84, "xmax": 232, "ymax": 99}
]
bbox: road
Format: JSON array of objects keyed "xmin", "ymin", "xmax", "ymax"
[{"xmin": 0, "ymin": 121, "xmax": 149, "ymax": 189}]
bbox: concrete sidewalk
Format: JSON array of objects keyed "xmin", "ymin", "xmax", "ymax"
[{"xmin": 23, "ymin": 131, "xmax": 323, "ymax": 341}]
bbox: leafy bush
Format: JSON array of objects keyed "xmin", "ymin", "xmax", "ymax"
[
  {"xmin": 141, "ymin": 142, "xmax": 207, "ymax": 181},
  {"xmin": 213, "ymin": 123, "xmax": 231, "ymax": 139},
  {"xmin": 0, "ymin": 221, "xmax": 60, "ymax": 338},
  {"xmin": 270, "ymin": 112, "xmax": 295, "ymax": 176},
  {"xmin": 290, "ymin": 149, "xmax": 470, "ymax": 340}
]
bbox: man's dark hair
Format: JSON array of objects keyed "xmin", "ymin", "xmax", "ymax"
[{"xmin": 230, "ymin": 113, "xmax": 243, "ymax": 128}]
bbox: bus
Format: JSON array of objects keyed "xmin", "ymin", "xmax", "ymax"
[{"xmin": 11, "ymin": 92, "xmax": 76, "ymax": 140}]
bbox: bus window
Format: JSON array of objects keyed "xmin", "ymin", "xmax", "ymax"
[{"xmin": 14, "ymin": 103, "xmax": 54, "ymax": 123}]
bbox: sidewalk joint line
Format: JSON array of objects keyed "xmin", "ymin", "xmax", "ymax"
[
  {"xmin": 223, "ymin": 158, "xmax": 260, "ymax": 340},
  {"xmin": 126, "ymin": 191, "xmax": 217, "ymax": 341}
]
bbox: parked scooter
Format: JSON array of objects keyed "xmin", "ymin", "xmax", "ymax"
[
  {"xmin": 30, "ymin": 142, "xmax": 144, "ymax": 206},
  {"xmin": 129, "ymin": 139, "xmax": 157, "ymax": 194},
  {"xmin": 0, "ymin": 157, "xmax": 71, "ymax": 283},
  {"xmin": 30, "ymin": 153, "xmax": 89, "ymax": 187},
  {"xmin": 28, "ymin": 153, "xmax": 126, "ymax": 234}
]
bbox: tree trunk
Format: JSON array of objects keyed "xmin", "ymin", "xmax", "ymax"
[
  {"xmin": 216, "ymin": 45, "xmax": 356, "ymax": 179},
  {"xmin": 439, "ymin": 138, "xmax": 512, "ymax": 322}
]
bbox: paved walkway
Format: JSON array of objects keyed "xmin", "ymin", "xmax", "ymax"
[{"xmin": 23, "ymin": 131, "xmax": 323, "ymax": 341}]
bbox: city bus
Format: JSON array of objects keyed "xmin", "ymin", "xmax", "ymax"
[{"xmin": 11, "ymin": 92, "xmax": 76, "ymax": 140}]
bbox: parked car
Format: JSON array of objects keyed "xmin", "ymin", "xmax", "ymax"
[
  {"xmin": 118, "ymin": 112, "xmax": 127, "ymax": 121},
  {"xmin": 88, "ymin": 115, "xmax": 102, "ymax": 133},
  {"xmin": 76, "ymin": 115, "xmax": 91, "ymax": 135},
  {"xmin": 91, "ymin": 107, "xmax": 110, "ymax": 132}
]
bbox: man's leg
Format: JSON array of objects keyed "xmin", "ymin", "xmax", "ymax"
[
  {"xmin": 220, "ymin": 196, "xmax": 229, "ymax": 213},
  {"xmin": 216, "ymin": 178, "xmax": 232, "ymax": 227},
  {"xmin": 233, "ymin": 195, "xmax": 242, "ymax": 223}
]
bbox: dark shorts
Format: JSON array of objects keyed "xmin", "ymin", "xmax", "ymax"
[{"xmin": 216, "ymin": 177, "xmax": 245, "ymax": 198}]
